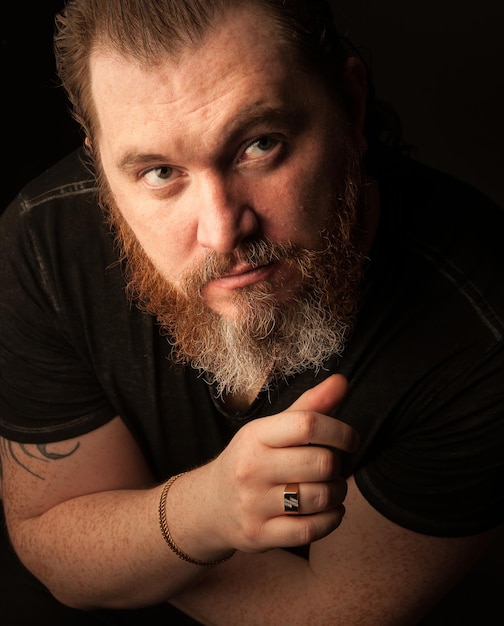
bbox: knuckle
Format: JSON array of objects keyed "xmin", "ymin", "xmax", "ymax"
[
  {"xmin": 236, "ymin": 516, "xmax": 266, "ymax": 549},
  {"xmin": 338, "ymin": 423, "xmax": 359, "ymax": 452},
  {"xmin": 313, "ymin": 479, "xmax": 347, "ymax": 512},
  {"xmin": 316, "ymin": 446, "xmax": 337, "ymax": 477},
  {"xmin": 233, "ymin": 462, "xmax": 254, "ymax": 484},
  {"xmin": 314, "ymin": 485, "xmax": 332, "ymax": 511},
  {"xmin": 294, "ymin": 410, "xmax": 319, "ymax": 442},
  {"xmin": 298, "ymin": 513, "xmax": 337, "ymax": 545},
  {"xmin": 298, "ymin": 517, "xmax": 319, "ymax": 545},
  {"xmin": 242, "ymin": 523, "xmax": 261, "ymax": 545}
]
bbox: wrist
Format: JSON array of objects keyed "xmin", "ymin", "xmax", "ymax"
[{"xmin": 158, "ymin": 473, "xmax": 236, "ymax": 566}]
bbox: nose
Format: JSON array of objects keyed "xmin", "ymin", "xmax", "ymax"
[{"xmin": 196, "ymin": 173, "xmax": 259, "ymax": 253}]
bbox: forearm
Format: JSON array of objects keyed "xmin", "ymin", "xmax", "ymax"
[
  {"xmin": 3, "ymin": 380, "xmax": 359, "ymax": 613},
  {"xmin": 7, "ymin": 482, "xmax": 224, "ymax": 610},
  {"xmin": 171, "ymin": 549, "xmax": 321, "ymax": 625},
  {"xmin": 170, "ymin": 481, "xmax": 496, "ymax": 626}
]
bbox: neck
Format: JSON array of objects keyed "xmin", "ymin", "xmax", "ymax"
[{"xmin": 221, "ymin": 385, "xmax": 264, "ymax": 414}]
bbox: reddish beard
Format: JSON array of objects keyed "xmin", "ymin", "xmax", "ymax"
[{"xmin": 101, "ymin": 149, "xmax": 366, "ymax": 399}]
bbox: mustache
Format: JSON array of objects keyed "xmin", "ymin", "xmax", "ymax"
[{"xmin": 179, "ymin": 238, "xmax": 319, "ymax": 295}]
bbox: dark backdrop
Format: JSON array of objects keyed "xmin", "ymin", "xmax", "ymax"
[
  {"xmin": 333, "ymin": 0, "xmax": 504, "ymax": 208},
  {"xmin": 1, "ymin": 1, "xmax": 503, "ymax": 209},
  {"xmin": 1, "ymin": 1, "xmax": 81, "ymax": 209}
]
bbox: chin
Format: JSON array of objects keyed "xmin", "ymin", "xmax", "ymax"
[{"xmin": 204, "ymin": 298, "xmax": 242, "ymax": 321}]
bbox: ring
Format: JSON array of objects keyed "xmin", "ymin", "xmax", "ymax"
[{"xmin": 283, "ymin": 483, "xmax": 300, "ymax": 514}]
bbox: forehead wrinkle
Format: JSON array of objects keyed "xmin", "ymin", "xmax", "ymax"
[
  {"xmin": 91, "ymin": 5, "xmax": 313, "ymax": 170},
  {"xmin": 117, "ymin": 101, "xmax": 303, "ymax": 172}
]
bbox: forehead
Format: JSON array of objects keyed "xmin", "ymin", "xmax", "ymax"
[{"xmin": 89, "ymin": 4, "xmax": 332, "ymax": 158}]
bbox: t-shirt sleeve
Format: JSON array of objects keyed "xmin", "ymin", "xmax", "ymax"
[
  {"xmin": 347, "ymin": 169, "xmax": 504, "ymax": 538},
  {"xmin": 0, "ymin": 190, "xmax": 117, "ymax": 443},
  {"xmin": 353, "ymin": 341, "xmax": 504, "ymax": 537}
]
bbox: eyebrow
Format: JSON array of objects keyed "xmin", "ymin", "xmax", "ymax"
[
  {"xmin": 116, "ymin": 103, "xmax": 305, "ymax": 172},
  {"xmin": 222, "ymin": 103, "xmax": 304, "ymax": 145}
]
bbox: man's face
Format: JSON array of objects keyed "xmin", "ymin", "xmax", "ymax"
[{"xmin": 90, "ymin": 5, "xmax": 368, "ymax": 399}]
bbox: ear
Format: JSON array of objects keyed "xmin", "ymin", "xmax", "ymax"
[
  {"xmin": 84, "ymin": 135, "xmax": 94, "ymax": 154},
  {"xmin": 342, "ymin": 56, "xmax": 368, "ymax": 154}
]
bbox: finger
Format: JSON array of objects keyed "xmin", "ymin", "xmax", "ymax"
[
  {"xmin": 275, "ymin": 479, "xmax": 347, "ymax": 517},
  {"xmin": 267, "ymin": 444, "xmax": 343, "ymax": 483},
  {"xmin": 288, "ymin": 374, "xmax": 359, "ymax": 452},
  {"xmin": 260, "ymin": 506, "xmax": 346, "ymax": 549},
  {"xmin": 289, "ymin": 374, "xmax": 348, "ymax": 414},
  {"xmin": 259, "ymin": 408, "xmax": 359, "ymax": 452}
]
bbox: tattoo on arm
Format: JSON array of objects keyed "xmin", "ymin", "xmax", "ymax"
[{"xmin": 0, "ymin": 438, "xmax": 80, "ymax": 480}]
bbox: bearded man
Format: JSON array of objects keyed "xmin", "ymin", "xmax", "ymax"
[{"xmin": 0, "ymin": 1, "xmax": 503, "ymax": 625}]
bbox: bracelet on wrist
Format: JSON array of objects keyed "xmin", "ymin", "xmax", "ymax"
[{"xmin": 158, "ymin": 472, "xmax": 236, "ymax": 566}]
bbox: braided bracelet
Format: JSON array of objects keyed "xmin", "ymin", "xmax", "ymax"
[{"xmin": 158, "ymin": 472, "xmax": 236, "ymax": 566}]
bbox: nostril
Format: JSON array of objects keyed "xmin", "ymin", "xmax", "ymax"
[{"xmin": 197, "ymin": 204, "xmax": 259, "ymax": 253}]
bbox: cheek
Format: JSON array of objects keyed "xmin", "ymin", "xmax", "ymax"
[
  {"xmin": 273, "ymin": 139, "xmax": 346, "ymax": 241},
  {"xmin": 142, "ymin": 222, "xmax": 196, "ymax": 281},
  {"xmin": 274, "ymin": 168, "xmax": 338, "ymax": 246},
  {"xmin": 111, "ymin": 193, "xmax": 196, "ymax": 280}
]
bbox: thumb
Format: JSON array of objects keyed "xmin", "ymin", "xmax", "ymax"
[{"xmin": 289, "ymin": 374, "xmax": 348, "ymax": 415}]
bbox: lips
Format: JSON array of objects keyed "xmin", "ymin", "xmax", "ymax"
[{"xmin": 209, "ymin": 262, "xmax": 274, "ymax": 290}]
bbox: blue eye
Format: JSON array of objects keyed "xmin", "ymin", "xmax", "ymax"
[
  {"xmin": 143, "ymin": 165, "xmax": 180, "ymax": 187},
  {"xmin": 242, "ymin": 135, "xmax": 282, "ymax": 160}
]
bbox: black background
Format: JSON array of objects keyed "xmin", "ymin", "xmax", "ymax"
[
  {"xmin": 334, "ymin": 0, "xmax": 504, "ymax": 208},
  {"xmin": 1, "ymin": 1, "xmax": 503, "ymax": 209},
  {"xmin": 2, "ymin": 1, "xmax": 81, "ymax": 209}
]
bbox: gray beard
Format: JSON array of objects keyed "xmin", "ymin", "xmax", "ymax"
[
  {"xmin": 184, "ymin": 284, "xmax": 353, "ymax": 400},
  {"xmin": 167, "ymin": 238, "xmax": 362, "ymax": 399},
  {"xmin": 101, "ymin": 152, "xmax": 365, "ymax": 400}
]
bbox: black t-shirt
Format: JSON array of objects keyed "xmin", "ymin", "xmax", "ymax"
[{"xmin": 0, "ymin": 146, "xmax": 503, "ymax": 538}]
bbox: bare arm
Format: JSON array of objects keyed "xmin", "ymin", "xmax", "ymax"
[
  {"xmin": 0, "ymin": 375, "xmax": 358, "ymax": 610},
  {"xmin": 171, "ymin": 478, "xmax": 497, "ymax": 625},
  {"xmin": 0, "ymin": 417, "xmax": 214, "ymax": 608},
  {"xmin": 167, "ymin": 377, "xmax": 499, "ymax": 625}
]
